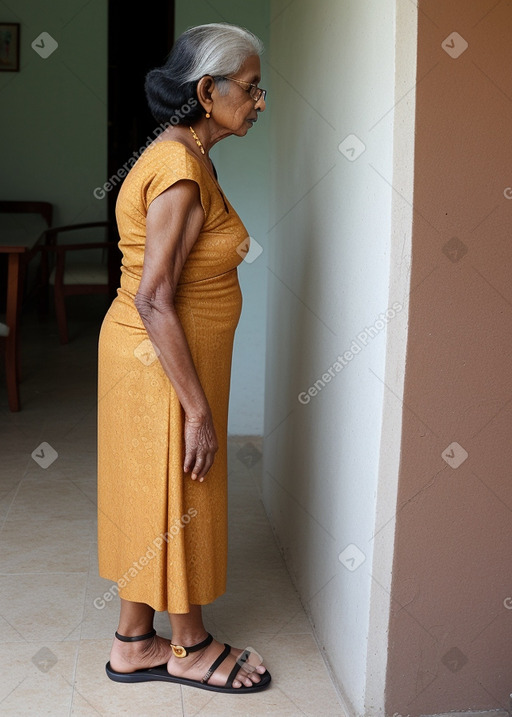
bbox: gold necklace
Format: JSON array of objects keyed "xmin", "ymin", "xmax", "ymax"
[
  {"xmin": 187, "ymin": 126, "xmax": 229, "ymax": 213},
  {"xmin": 189, "ymin": 126, "xmax": 205, "ymax": 155}
]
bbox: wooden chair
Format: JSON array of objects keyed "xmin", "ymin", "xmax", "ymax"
[
  {"xmin": 0, "ymin": 201, "xmax": 53, "ymax": 410},
  {"xmin": 41, "ymin": 221, "xmax": 116, "ymax": 344},
  {"xmin": 0, "ymin": 200, "xmax": 53, "ymax": 309},
  {"xmin": 0, "ymin": 200, "xmax": 53, "ymax": 226},
  {"xmin": 0, "ymin": 322, "xmax": 9, "ymax": 394},
  {"xmin": 0, "ymin": 321, "xmax": 9, "ymax": 376}
]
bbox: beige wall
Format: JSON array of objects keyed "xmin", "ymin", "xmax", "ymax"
[{"xmin": 386, "ymin": 1, "xmax": 512, "ymax": 714}]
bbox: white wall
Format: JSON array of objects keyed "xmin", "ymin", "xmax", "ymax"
[
  {"xmin": 263, "ymin": 0, "xmax": 404, "ymax": 713},
  {"xmin": 175, "ymin": 0, "xmax": 270, "ymax": 436},
  {"xmin": 364, "ymin": 2, "xmax": 417, "ymax": 711}
]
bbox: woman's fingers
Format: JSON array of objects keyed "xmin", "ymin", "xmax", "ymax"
[
  {"xmin": 183, "ymin": 414, "xmax": 218, "ymax": 481},
  {"xmin": 192, "ymin": 458, "xmax": 210, "ymax": 480},
  {"xmin": 190, "ymin": 450, "xmax": 215, "ymax": 480},
  {"xmin": 190, "ymin": 454, "xmax": 206, "ymax": 480},
  {"xmin": 184, "ymin": 440, "xmax": 214, "ymax": 470}
]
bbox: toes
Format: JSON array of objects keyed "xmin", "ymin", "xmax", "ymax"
[
  {"xmin": 240, "ymin": 667, "xmax": 261, "ymax": 683},
  {"xmin": 235, "ymin": 670, "xmax": 261, "ymax": 688},
  {"xmin": 232, "ymin": 669, "xmax": 261, "ymax": 688}
]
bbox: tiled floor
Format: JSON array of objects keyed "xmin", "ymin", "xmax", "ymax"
[{"xmin": 0, "ymin": 297, "xmax": 346, "ymax": 716}]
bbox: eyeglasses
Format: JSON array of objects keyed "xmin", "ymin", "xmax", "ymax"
[{"xmin": 217, "ymin": 76, "xmax": 267, "ymax": 103}]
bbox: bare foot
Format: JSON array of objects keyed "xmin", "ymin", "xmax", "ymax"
[
  {"xmin": 109, "ymin": 634, "xmax": 172, "ymax": 673},
  {"xmin": 166, "ymin": 633, "xmax": 267, "ymax": 689}
]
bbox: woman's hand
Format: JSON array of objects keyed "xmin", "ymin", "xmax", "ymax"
[{"xmin": 183, "ymin": 411, "xmax": 219, "ymax": 482}]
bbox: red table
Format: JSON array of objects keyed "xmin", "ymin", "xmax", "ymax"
[{"xmin": 0, "ymin": 213, "xmax": 47, "ymax": 411}]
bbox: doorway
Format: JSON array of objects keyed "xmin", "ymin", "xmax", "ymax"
[{"xmin": 107, "ymin": 1, "xmax": 175, "ymax": 295}]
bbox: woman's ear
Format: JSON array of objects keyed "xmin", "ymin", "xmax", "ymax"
[{"xmin": 196, "ymin": 76, "xmax": 215, "ymax": 115}]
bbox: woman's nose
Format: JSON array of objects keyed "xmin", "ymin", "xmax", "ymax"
[{"xmin": 256, "ymin": 97, "xmax": 266, "ymax": 112}]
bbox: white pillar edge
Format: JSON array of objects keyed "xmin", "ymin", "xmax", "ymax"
[{"xmin": 364, "ymin": 1, "xmax": 419, "ymax": 714}]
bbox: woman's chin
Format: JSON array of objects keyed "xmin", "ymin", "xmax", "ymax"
[{"xmin": 233, "ymin": 124, "xmax": 250, "ymax": 137}]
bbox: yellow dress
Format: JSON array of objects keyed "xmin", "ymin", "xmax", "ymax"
[{"xmin": 97, "ymin": 140, "xmax": 248, "ymax": 613}]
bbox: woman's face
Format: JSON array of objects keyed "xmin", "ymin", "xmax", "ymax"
[{"xmin": 211, "ymin": 54, "xmax": 266, "ymax": 136}]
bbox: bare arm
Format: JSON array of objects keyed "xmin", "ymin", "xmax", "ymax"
[{"xmin": 134, "ymin": 179, "xmax": 218, "ymax": 482}]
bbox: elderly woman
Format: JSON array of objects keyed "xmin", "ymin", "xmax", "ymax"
[{"xmin": 96, "ymin": 22, "xmax": 270, "ymax": 693}]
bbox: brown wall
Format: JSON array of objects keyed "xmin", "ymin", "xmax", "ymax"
[{"xmin": 385, "ymin": 1, "xmax": 512, "ymax": 714}]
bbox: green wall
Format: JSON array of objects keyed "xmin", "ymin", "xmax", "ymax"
[{"xmin": 0, "ymin": 0, "xmax": 107, "ymax": 226}]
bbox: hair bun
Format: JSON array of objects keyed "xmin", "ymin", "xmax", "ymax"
[{"xmin": 145, "ymin": 69, "xmax": 201, "ymax": 125}]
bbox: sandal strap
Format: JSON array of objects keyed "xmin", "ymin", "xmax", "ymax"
[
  {"xmin": 201, "ymin": 643, "xmax": 231, "ymax": 684},
  {"xmin": 225, "ymin": 648, "xmax": 251, "ymax": 689},
  {"xmin": 115, "ymin": 628, "xmax": 156, "ymax": 642},
  {"xmin": 170, "ymin": 631, "xmax": 213, "ymax": 658}
]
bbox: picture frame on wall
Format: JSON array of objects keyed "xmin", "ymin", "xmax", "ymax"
[{"xmin": 0, "ymin": 22, "xmax": 20, "ymax": 72}]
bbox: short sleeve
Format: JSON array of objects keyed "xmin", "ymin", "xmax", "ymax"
[{"xmin": 141, "ymin": 141, "xmax": 211, "ymax": 219}]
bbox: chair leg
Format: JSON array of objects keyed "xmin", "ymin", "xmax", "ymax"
[
  {"xmin": 5, "ymin": 332, "xmax": 20, "ymax": 411},
  {"xmin": 38, "ymin": 254, "xmax": 50, "ymax": 319},
  {"xmin": 5, "ymin": 254, "xmax": 21, "ymax": 411},
  {"xmin": 53, "ymin": 286, "xmax": 69, "ymax": 344}
]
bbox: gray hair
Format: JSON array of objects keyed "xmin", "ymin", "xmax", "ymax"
[
  {"xmin": 174, "ymin": 23, "xmax": 264, "ymax": 85},
  {"xmin": 145, "ymin": 22, "xmax": 264, "ymax": 124}
]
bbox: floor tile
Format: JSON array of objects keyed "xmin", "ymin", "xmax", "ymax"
[
  {"xmin": 0, "ymin": 640, "xmax": 79, "ymax": 717},
  {"xmin": 6, "ymin": 477, "xmax": 96, "ymax": 522},
  {"xmin": 73, "ymin": 639, "xmax": 184, "ymax": 717},
  {"xmin": 0, "ymin": 517, "xmax": 94, "ymax": 573},
  {"xmin": 0, "ymin": 572, "xmax": 88, "ymax": 643}
]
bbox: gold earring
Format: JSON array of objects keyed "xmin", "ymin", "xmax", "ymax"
[{"xmin": 205, "ymin": 112, "xmax": 211, "ymax": 119}]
